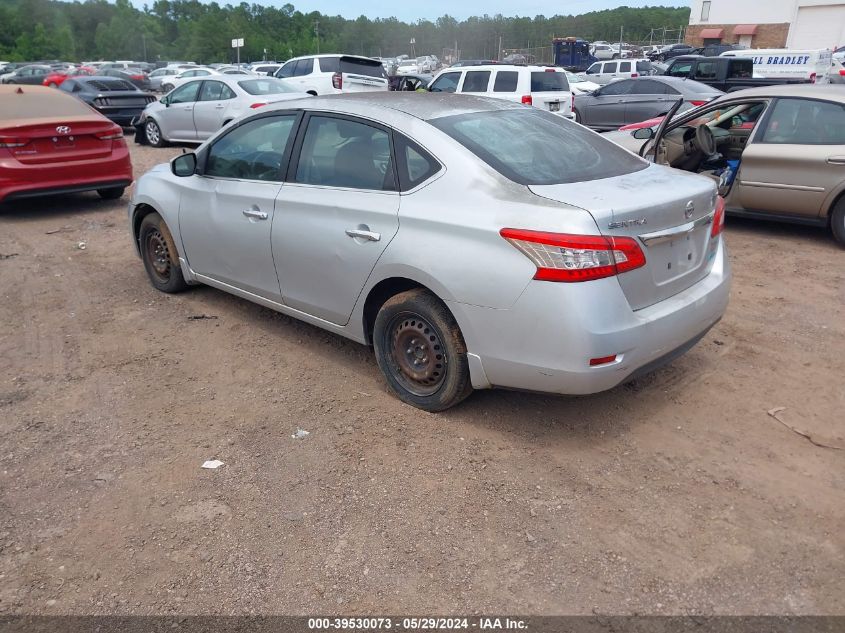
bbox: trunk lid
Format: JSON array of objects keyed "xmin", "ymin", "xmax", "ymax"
[
  {"xmin": 1, "ymin": 117, "xmax": 120, "ymax": 165},
  {"xmin": 529, "ymin": 164, "xmax": 719, "ymax": 310}
]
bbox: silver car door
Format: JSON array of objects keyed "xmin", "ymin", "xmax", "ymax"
[
  {"xmin": 192, "ymin": 80, "xmax": 234, "ymax": 140},
  {"xmin": 178, "ymin": 113, "xmax": 302, "ymax": 300},
  {"xmin": 587, "ymin": 80, "xmax": 633, "ymax": 128},
  {"xmin": 273, "ymin": 113, "xmax": 400, "ymax": 325},
  {"xmin": 161, "ymin": 81, "xmax": 201, "ymax": 140}
]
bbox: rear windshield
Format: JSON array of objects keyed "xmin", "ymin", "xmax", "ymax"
[
  {"xmin": 530, "ymin": 71, "xmax": 569, "ymax": 92},
  {"xmin": 341, "ymin": 57, "xmax": 387, "ymax": 79},
  {"xmin": 430, "ymin": 109, "xmax": 647, "ymax": 185},
  {"xmin": 636, "ymin": 61, "xmax": 653, "ymax": 72},
  {"xmin": 86, "ymin": 79, "xmax": 135, "ymax": 91},
  {"xmin": 238, "ymin": 78, "xmax": 298, "ymax": 95},
  {"xmin": 1, "ymin": 88, "xmax": 95, "ymax": 119}
]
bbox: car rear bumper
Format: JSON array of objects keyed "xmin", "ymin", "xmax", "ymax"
[
  {"xmin": 449, "ymin": 239, "xmax": 731, "ymax": 394},
  {"xmin": 0, "ymin": 146, "xmax": 133, "ymax": 203}
]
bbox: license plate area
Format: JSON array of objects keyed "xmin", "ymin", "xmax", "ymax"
[
  {"xmin": 648, "ymin": 227, "xmax": 708, "ymax": 285},
  {"xmin": 52, "ymin": 136, "xmax": 76, "ymax": 149},
  {"xmin": 548, "ymin": 101, "xmax": 560, "ymax": 112}
]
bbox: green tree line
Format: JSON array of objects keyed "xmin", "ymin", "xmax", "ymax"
[{"xmin": 0, "ymin": 0, "xmax": 690, "ymax": 64}]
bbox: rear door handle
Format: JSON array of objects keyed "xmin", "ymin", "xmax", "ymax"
[
  {"xmin": 215, "ymin": 104, "xmax": 225, "ymax": 109},
  {"xmin": 345, "ymin": 228, "xmax": 380, "ymax": 242},
  {"xmin": 243, "ymin": 209, "xmax": 268, "ymax": 220},
  {"xmin": 827, "ymin": 156, "xmax": 845, "ymax": 165}
]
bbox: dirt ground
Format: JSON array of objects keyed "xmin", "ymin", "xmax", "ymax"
[{"xmin": 0, "ymin": 139, "xmax": 843, "ymax": 616}]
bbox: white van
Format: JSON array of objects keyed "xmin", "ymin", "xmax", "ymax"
[
  {"xmin": 720, "ymin": 49, "xmax": 832, "ymax": 83},
  {"xmin": 428, "ymin": 65, "xmax": 574, "ymax": 118}
]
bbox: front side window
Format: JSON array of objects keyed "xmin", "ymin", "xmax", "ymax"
[
  {"xmin": 295, "ymin": 116, "xmax": 394, "ymax": 191},
  {"xmin": 169, "ymin": 81, "xmax": 201, "ymax": 104},
  {"xmin": 603, "ymin": 62, "xmax": 617, "ymax": 74},
  {"xmin": 294, "ymin": 59, "xmax": 314, "ymax": 76},
  {"xmin": 461, "ymin": 71, "xmax": 490, "ymax": 93},
  {"xmin": 493, "ymin": 71, "xmax": 518, "ymax": 92},
  {"xmin": 431, "ymin": 109, "xmax": 646, "ymax": 185},
  {"xmin": 761, "ymin": 98, "xmax": 845, "ymax": 145},
  {"xmin": 205, "ymin": 115, "xmax": 298, "ymax": 181},
  {"xmin": 586, "ymin": 63, "xmax": 601, "ymax": 75},
  {"xmin": 277, "ymin": 61, "xmax": 295, "ymax": 78},
  {"xmin": 429, "ymin": 72, "xmax": 461, "ymax": 93},
  {"xmin": 668, "ymin": 61, "xmax": 693, "ymax": 77}
]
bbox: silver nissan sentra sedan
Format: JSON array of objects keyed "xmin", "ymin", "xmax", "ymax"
[{"xmin": 128, "ymin": 93, "xmax": 731, "ymax": 411}]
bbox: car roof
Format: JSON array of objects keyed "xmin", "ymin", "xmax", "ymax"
[
  {"xmin": 263, "ymin": 92, "xmax": 525, "ymax": 121},
  {"xmin": 285, "ymin": 54, "xmax": 378, "ymax": 62},
  {"xmin": 717, "ymin": 84, "xmax": 845, "ymax": 101},
  {"xmin": 442, "ymin": 64, "xmax": 562, "ymax": 72}
]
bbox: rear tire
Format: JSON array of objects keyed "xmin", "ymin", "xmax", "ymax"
[
  {"xmin": 139, "ymin": 213, "xmax": 188, "ymax": 293},
  {"xmin": 574, "ymin": 109, "xmax": 582, "ymax": 124},
  {"xmin": 145, "ymin": 119, "xmax": 165, "ymax": 147},
  {"xmin": 97, "ymin": 187, "xmax": 124, "ymax": 200},
  {"xmin": 48, "ymin": 82, "xmax": 58, "ymax": 88},
  {"xmin": 831, "ymin": 197, "xmax": 845, "ymax": 246},
  {"xmin": 373, "ymin": 289, "xmax": 472, "ymax": 412}
]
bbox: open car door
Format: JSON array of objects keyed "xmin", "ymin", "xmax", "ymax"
[{"xmin": 639, "ymin": 96, "xmax": 684, "ymax": 163}]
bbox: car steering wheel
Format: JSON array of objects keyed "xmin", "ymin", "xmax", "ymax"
[
  {"xmin": 247, "ymin": 151, "xmax": 282, "ymax": 179},
  {"xmin": 696, "ymin": 124, "xmax": 717, "ymax": 156}
]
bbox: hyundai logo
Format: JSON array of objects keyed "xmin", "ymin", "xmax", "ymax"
[
  {"xmin": 684, "ymin": 200, "xmax": 695, "ymax": 219},
  {"xmin": 56, "ymin": 126, "xmax": 71, "ymax": 134}
]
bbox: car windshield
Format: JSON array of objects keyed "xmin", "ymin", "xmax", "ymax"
[
  {"xmin": 238, "ymin": 78, "xmax": 299, "ymax": 94},
  {"xmin": 431, "ymin": 108, "xmax": 647, "ymax": 185}
]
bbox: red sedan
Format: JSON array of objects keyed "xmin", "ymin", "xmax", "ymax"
[
  {"xmin": 42, "ymin": 66, "xmax": 95, "ymax": 88},
  {"xmin": 0, "ymin": 85, "xmax": 133, "ymax": 203}
]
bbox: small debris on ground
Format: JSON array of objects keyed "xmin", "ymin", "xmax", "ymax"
[
  {"xmin": 188, "ymin": 315, "xmax": 219, "ymax": 320},
  {"xmin": 201, "ymin": 459, "xmax": 225, "ymax": 469},
  {"xmin": 0, "ymin": 253, "xmax": 19, "ymax": 260},
  {"xmin": 292, "ymin": 428, "xmax": 310, "ymax": 440},
  {"xmin": 45, "ymin": 226, "xmax": 73, "ymax": 235},
  {"xmin": 75, "ymin": 242, "xmax": 87, "ymax": 250}
]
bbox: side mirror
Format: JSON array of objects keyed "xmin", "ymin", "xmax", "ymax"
[
  {"xmin": 160, "ymin": 96, "xmax": 169, "ymax": 106},
  {"xmin": 632, "ymin": 127, "xmax": 655, "ymax": 140},
  {"xmin": 171, "ymin": 152, "xmax": 197, "ymax": 177}
]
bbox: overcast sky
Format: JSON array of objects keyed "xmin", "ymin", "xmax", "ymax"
[{"xmin": 146, "ymin": 1, "xmax": 689, "ymax": 22}]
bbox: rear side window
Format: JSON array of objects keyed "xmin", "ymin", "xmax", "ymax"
[
  {"xmin": 728, "ymin": 59, "xmax": 754, "ymax": 79},
  {"xmin": 431, "ymin": 109, "xmax": 646, "ymax": 185},
  {"xmin": 295, "ymin": 116, "xmax": 395, "ymax": 191},
  {"xmin": 199, "ymin": 81, "xmax": 235, "ymax": 101},
  {"xmin": 395, "ymin": 135, "xmax": 441, "ymax": 190},
  {"xmin": 619, "ymin": 62, "xmax": 631, "ymax": 73},
  {"xmin": 318, "ymin": 57, "xmax": 340, "ymax": 73},
  {"xmin": 631, "ymin": 80, "xmax": 671, "ymax": 95},
  {"xmin": 238, "ymin": 79, "xmax": 298, "ymax": 95},
  {"xmin": 694, "ymin": 62, "xmax": 718, "ymax": 80},
  {"xmin": 493, "ymin": 71, "xmax": 518, "ymax": 92},
  {"xmin": 429, "ymin": 72, "xmax": 461, "ymax": 93},
  {"xmin": 530, "ymin": 71, "xmax": 569, "ymax": 92},
  {"xmin": 761, "ymin": 98, "xmax": 845, "ymax": 145},
  {"xmin": 461, "ymin": 71, "xmax": 490, "ymax": 93}
]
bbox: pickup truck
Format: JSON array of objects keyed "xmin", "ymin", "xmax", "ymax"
[{"xmin": 663, "ymin": 55, "xmax": 812, "ymax": 91}]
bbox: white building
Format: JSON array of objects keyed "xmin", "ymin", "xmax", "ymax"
[{"xmin": 687, "ymin": 0, "xmax": 845, "ymax": 49}]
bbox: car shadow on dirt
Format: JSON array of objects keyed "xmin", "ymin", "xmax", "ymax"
[
  {"xmin": 725, "ymin": 215, "xmax": 837, "ymax": 247},
  {"xmin": 0, "ymin": 193, "xmax": 123, "ymax": 222}
]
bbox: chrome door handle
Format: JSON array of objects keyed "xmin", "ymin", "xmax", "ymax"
[
  {"xmin": 826, "ymin": 156, "xmax": 845, "ymax": 165},
  {"xmin": 345, "ymin": 228, "xmax": 381, "ymax": 241},
  {"xmin": 242, "ymin": 209, "xmax": 268, "ymax": 220},
  {"xmin": 183, "ymin": 106, "xmax": 193, "ymax": 110}
]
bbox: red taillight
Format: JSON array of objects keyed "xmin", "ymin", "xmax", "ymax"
[
  {"xmin": 500, "ymin": 228, "xmax": 646, "ymax": 282},
  {"xmin": 0, "ymin": 136, "xmax": 29, "ymax": 148},
  {"xmin": 689, "ymin": 100, "xmax": 708, "ymax": 107},
  {"xmin": 544, "ymin": 68, "xmax": 555, "ymax": 72},
  {"xmin": 840, "ymin": 69, "xmax": 845, "ymax": 76},
  {"xmin": 521, "ymin": 95, "xmax": 533, "ymax": 105},
  {"xmin": 130, "ymin": 74, "xmax": 144, "ymax": 80},
  {"xmin": 630, "ymin": 73, "xmax": 639, "ymax": 78},
  {"xmin": 95, "ymin": 126, "xmax": 124, "ymax": 140},
  {"xmin": 249, "ymin": 102, "xmax": 268, "ymax": 109},
  {"xmin": 332, "ymin": 72, "xmax": 342, "ymax": 89},
  {"xmin": 590, "ymin": 354, "xmax": 618, "ymax": 366},
  {"xmin": 711, "ymin": 196, "xmax": 726, "ymax": 238},
  {"xmin": 809, "ymin": 73, "xmax": 816, "ymax": 84}
]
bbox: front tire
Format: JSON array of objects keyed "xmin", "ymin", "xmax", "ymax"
[
  {"xmin": 831, "ymin": 197, "xmax": 845, "ymax": 246},
  {"xmin": 373, "ymin": 289, "xmax": 472, "ymax": 412},
  {"xmin": 145, "ymin": 119, "xmax": 165, "ymax": 147},
  {"xmin": 97, "ymin": 187, "xmax": 124, "ymax": 200},
  {"xmin": 139, "ymin": 213, "xmax": 188, "ymax": 293}
]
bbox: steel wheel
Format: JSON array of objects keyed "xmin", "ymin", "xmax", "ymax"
[
  {"xmin": 145, "ymin": 119, "xmax": 162, "ymax": 146},
  {"xmin": 386, "ymin": 312, "xmax": 447, "ymax": 397},
  {"xmin": 144, "ymin": 228, "xmax": 172, "ymax": 284}
]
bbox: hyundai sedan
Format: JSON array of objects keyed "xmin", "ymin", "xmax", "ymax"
[{"xmin": 128, "ymin": 93, "xmax": 731, "ymax": 411}]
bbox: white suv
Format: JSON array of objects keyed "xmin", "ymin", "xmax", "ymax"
[
  {"xmin": 273, "ymin": 54, "xmax": 388, "ymax": 94},
  {"xmin": 428, "ymin": 65, "xmax": 574, "ymax": 119},
  {"xmin": 584, "ymin": 58, "xmax": 654, "ymax": 85}
]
